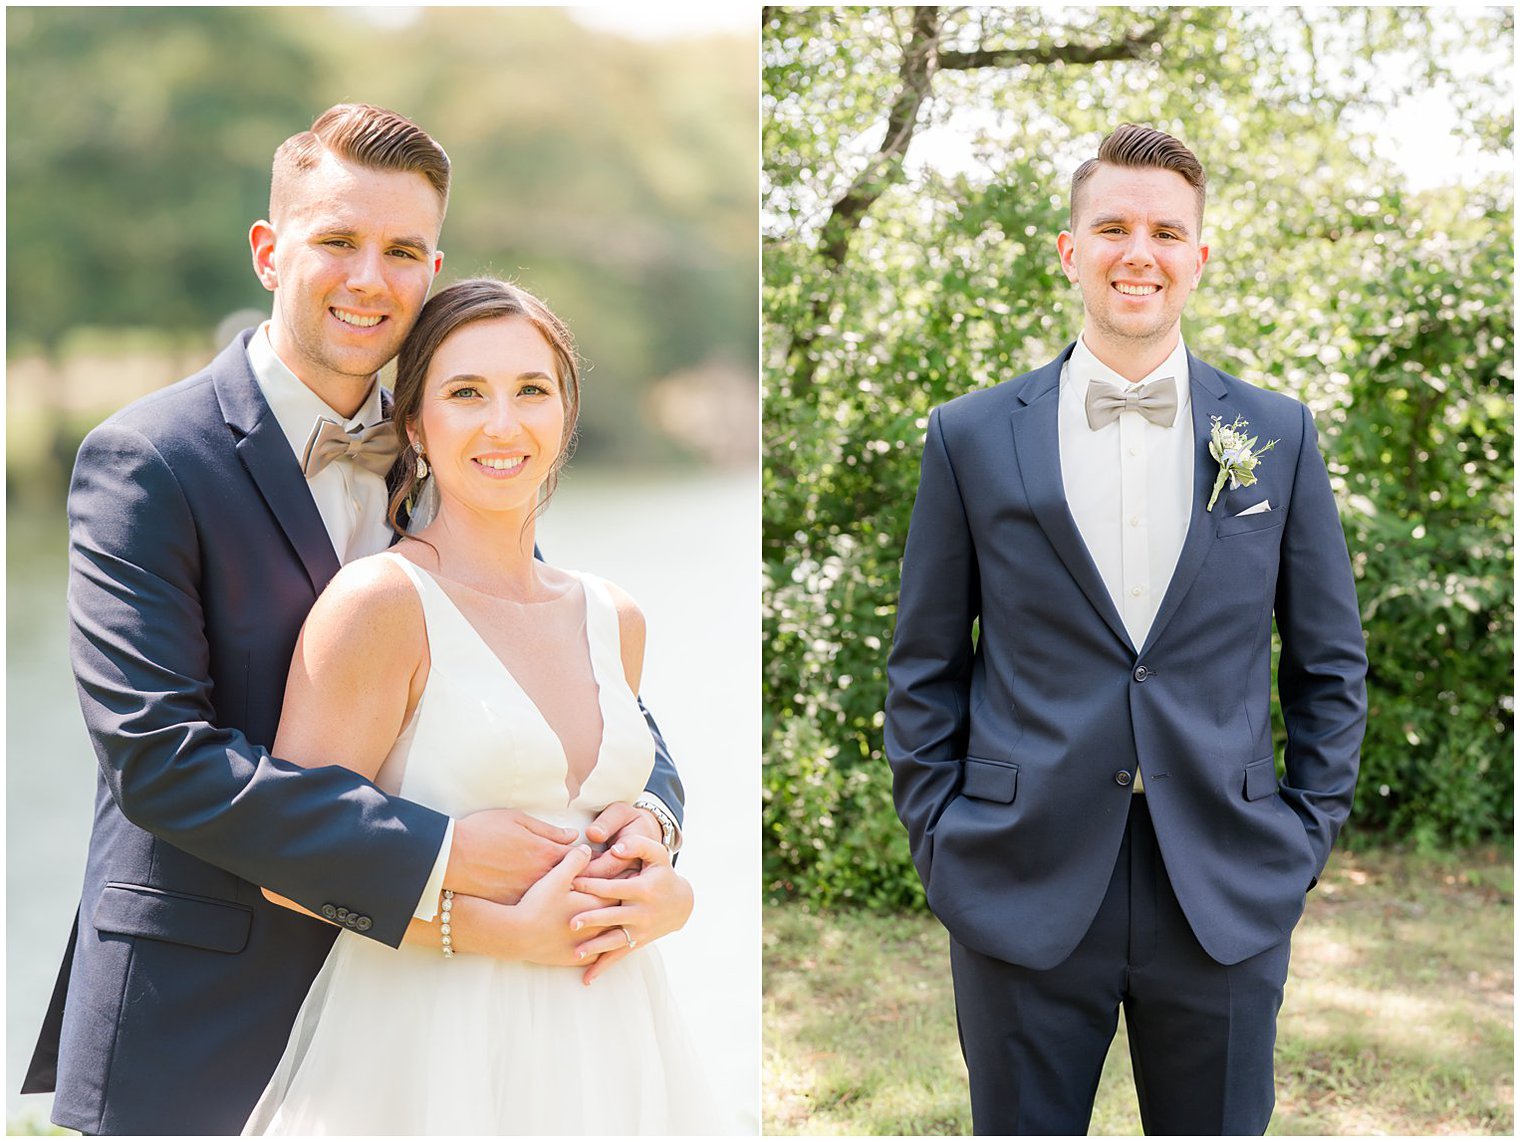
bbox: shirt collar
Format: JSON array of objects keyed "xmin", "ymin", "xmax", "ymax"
[{"xmin": 246, "ymin": 322, "xmax": 385, "ymax": 461}]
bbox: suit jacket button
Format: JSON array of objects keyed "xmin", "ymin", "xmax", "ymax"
[
  {"xmin": 321, "ymin": 904, "xmax": 338, "ymax": 920},
  {"xmin": 1115, "ymin": 770, "xmax": 1133, "ymax": 786},
  {"xmin": 336, "ymin": 907, "xmax": 350, "ymax": 920},
  {"xmin": 1132, "ymin": 665, "xmax": 1148, "ymax": 681},
  {"xmin": 355, "ymin": 916, "xmax": 372, "ymax": 932}
]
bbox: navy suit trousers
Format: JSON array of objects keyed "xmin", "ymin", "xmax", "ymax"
[{"xmin": 949, "ymin": 795, "xmax": 1291, "ymax": 1135}]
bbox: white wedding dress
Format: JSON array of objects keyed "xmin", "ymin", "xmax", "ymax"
[{"xmin": 243, "ymin": 554, "xmax": 720, "ymax": 1135}]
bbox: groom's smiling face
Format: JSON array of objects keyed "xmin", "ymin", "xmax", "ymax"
[
  {"xmin": 251, "ymin": 149, "xmax": 445, "ymax": 409},
  {"xmin": 1056, "ymin": 162, "xmax": 1208, "ymax": 363}
]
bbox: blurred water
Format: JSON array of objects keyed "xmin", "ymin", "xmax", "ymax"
[
  {"xmin": 6, "ymin": 504, "xmax": 89, "ymax": 1133},
  {"xmin": 6, "ymin": 467, "xmax": 759, "ymax": 1132}
]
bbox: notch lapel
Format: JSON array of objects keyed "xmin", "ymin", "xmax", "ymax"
[
  {"xmin": 1139, "ymin": 353, "xmax": 1230, "ymax": 655},
  {"xmin": 212, "ymin": 332, "xmax": 342, "ymax": 594},
  {"xmin": 1009, "ymin": 348, "xmax": 1134, "ymax": 654}
]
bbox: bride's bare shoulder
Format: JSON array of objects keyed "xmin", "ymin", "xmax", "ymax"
[
  {"xmin": 596, "ymin": 577, "xmax": 645, "ymax": 630},
  {"xmin": 277, "ymin": 553, "xmax": 428, "ymax": 780},
  {"xmin": 591, "ymin": 576, "xmax": 646, "ymax": 692},
  {"xmin": 302, "ymin": 553, "xmax": 426, "ymax": 655}
]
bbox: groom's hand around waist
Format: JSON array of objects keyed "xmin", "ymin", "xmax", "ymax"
[{"xmin": 446, "ymin": 808, "xmax": 580, "ymax": 904}]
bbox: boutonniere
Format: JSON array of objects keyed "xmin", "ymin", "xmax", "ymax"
[{"xmin": 1206, "ymin": 415, "xmax": 1278, "ymax": 511}]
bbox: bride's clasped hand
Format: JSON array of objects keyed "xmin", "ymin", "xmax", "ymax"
[{"xmin": 449, "ymin": 818, "xmax": 694, "ymax": 985}]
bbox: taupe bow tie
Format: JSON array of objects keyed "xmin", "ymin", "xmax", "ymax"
[
  {"xmin": 1084, "ymin": 376, "xmax": 1178, "ymax": 430},
  {"xmin": 301, "ymin": 417, "xmax": 401, "ymax": 478}
]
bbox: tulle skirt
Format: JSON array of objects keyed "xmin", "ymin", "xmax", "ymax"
[{"xmin": 243, "ymin": 931, "xmax": 723, "ymax": 1135}]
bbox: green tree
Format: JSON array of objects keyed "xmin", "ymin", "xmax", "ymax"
[
  {"xmin": 763, "ymin": 6, "xmax": 1513, "ymax": 906},
  {"xmin": 6, "ymin": 7, "xmax": 321, "ymax": 354}
]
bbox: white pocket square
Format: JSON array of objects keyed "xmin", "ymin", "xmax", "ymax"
[{"xmin": 1236, "ymin": 500, "xmax": 1272, "ymax": 516}]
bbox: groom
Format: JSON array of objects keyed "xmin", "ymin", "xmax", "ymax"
[
  {"xmin": 886, "ymin": 124, "xmax": 1366, "ymax": 1134},
  {"xmin": 24, "ymin": 103, "xmax": 685, "ymax": 1135}
]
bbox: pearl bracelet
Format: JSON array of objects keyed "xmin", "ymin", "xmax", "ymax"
[{"xmin": 440, "ymin": 889, "xmax": 455, "ymax": 958}]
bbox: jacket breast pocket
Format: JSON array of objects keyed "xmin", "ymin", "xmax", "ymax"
[
  {"xmin": 961, "ymin": 756, "xmax": 1019, "ymax": 803},
  {"xmin": 94, "ymin": 882, "xmax": 253, "ymax": 954},
  {"xmin": 1217, "ymin": 510, "xmax": 1286, "ymax": 538}
]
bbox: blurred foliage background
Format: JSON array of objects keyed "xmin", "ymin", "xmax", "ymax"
[
  {"xmin": 6, "ymin": 6, "xmax": 757, "ymax": 501},
  {"xmin": 762, "ymin": 5, "xmax": 1514, "ymax": 908}
]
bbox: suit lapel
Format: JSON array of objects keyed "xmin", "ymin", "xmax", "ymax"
[
  {"xmin": 1139, "ymin": 352, "xmax": 1231, "ymax": 655},
  {"xmin": 212, "ymin": 332, "xmax": 342, "ymax": 594},
  {"xmin": 1009, "ymin": 346, "xmax": 1134, "ymax": 653}
]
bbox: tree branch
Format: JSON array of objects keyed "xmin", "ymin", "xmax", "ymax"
[
  {"xmin": 937, "ymin": 20, "xmax": 1169, "ymax": 71},
  {"xmin": 817, "ymin": 6, "xmax": 942, "ymax": 270},
  {"xmin": 785, "ymin": 7, "xmax": 942, "ymax": 403}
]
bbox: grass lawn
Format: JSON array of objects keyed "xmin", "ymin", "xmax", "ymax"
[{"xmin": 764, "ymin": 845, "xmax": 1513, "ymax": 1135}]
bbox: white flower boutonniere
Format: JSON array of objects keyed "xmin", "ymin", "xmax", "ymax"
[{"xmin": 1206, "ymin": 415, "xmax": 1278, "ymax": 512}]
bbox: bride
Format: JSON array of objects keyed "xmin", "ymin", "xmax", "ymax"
[{"xmin": 243, "ymin": 277, "xmax": 721, "ymax": 1134}]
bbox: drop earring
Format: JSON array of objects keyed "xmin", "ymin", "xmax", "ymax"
[{"xmin": 405, "ymin": 440, "xmax": 440, "ymax": 532}]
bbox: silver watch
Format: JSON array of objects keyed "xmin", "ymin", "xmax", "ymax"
[{"xmin": 633, "ymin": 797, "xmax": 677, "ymax": 852}]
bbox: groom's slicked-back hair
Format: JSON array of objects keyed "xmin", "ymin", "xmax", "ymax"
[
  {"xmin": 1070, "ymin": 123, "xmax": 1206, "ymax": 231},
  {"xmin": 270, "ymin": 102, "xmax": 451, "ymax": 221}
]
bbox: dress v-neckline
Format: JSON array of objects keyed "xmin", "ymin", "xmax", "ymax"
[{"xmin": 398, "ymin": 556, "xmax": 610, "ymax": 804}]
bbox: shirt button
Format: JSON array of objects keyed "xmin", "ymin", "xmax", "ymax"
[
  {"xmin": 1129, "ymin": 515, "xmax": 1141, "ymax": 526},
  {"xmin": 1128, "ymin": 446, "xmax": 1139, "ymax": 457},
  {"xmin": 1130, "ymin": 586, "xmax": 1144, "ymax": 597}
]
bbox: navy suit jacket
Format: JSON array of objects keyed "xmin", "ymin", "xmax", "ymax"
[
  {"xmin": 886, "ymin": 344, "xmax": 1366, "ymax": 971},
  {"xmin": 25, "ymin": 331, "xmax": 685, "ymax": 1135}
]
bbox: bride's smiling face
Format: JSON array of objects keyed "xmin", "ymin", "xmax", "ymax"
[{"xmin": 412, "ymin": 315, "xmax": 568, "ymax": 515}]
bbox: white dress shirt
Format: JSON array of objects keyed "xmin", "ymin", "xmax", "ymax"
[
  {"xmin": 247, "ymin": 325, "xmax": 454, "ymax": 922},
  {"xmin": 1059, "ymin": 334, "xmax": 1194, "ymax": 790}
]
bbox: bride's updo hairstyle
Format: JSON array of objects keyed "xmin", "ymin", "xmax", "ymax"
[{"xmin": 387, "ymin": 277, "xmax": 582, "ymax": 533}]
